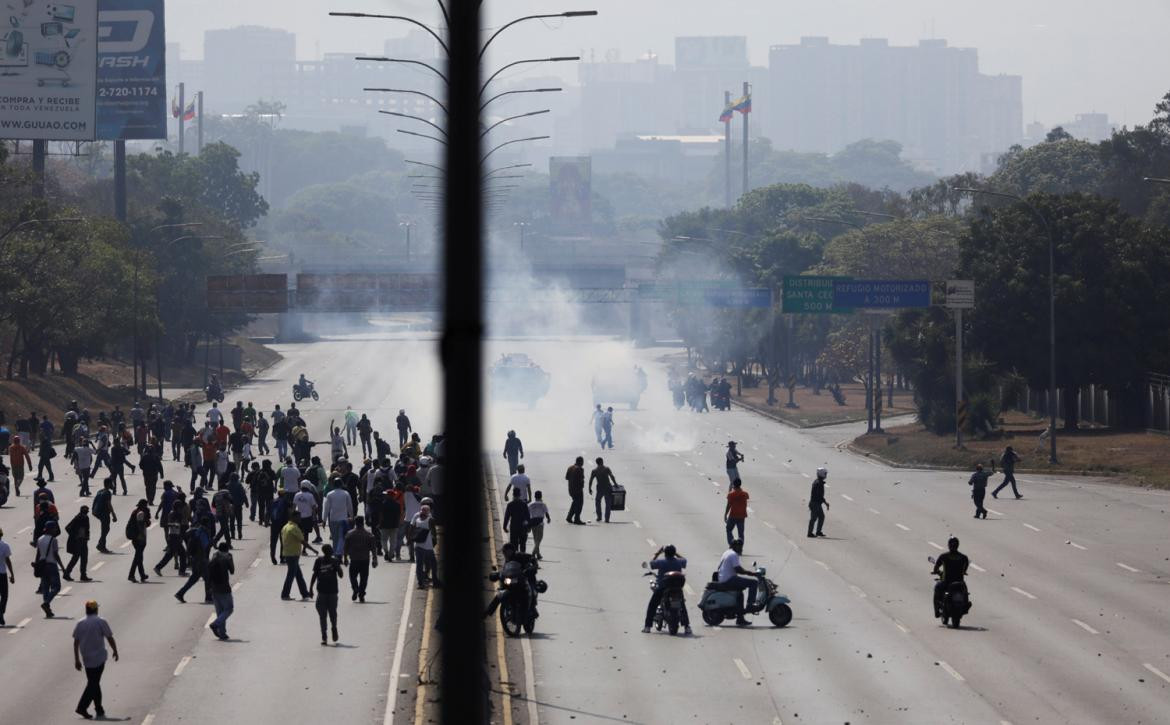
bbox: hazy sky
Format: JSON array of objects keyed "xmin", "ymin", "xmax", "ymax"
[{"xmin": 168, "ymin": 0, "xmax": 1170, "ymax": 126}]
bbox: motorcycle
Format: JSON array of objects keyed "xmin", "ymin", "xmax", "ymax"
[
  {"xmin": 929, "ymin": 556, "xmax": 971, "ymax": 628},
  {"xmin": 292, "ymin": 382, "xmax": 320, "ymax": 402},
  {"xmin": 698, "ymin": 565, "xmax": 792, "ymax": 627},
  {"xmin": 0, "ymin": 469, "xmax": 9, "ymax": 507},
  {"xmin": 204, "ymin": 385, "xmax": 225, "ymax": 403},
  {"xmin": 710, "ymin": 390, "xmax": 731, "ymax": 411},
  {"xmin": 489, "ymin": 557, "xmax": 548, "ymax": 637},
  {"xmin": 642, "ymin": 562, "xmax": 688, "ymax": 635}
]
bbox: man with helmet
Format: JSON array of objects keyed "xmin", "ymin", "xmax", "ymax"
[
  {"xmin": 642, "ymin": 544, "xmax": 691, "ymax": 635},
  {"xmin": 807, "ymin": 467, "xmax": 830, "ymax": 538},
  {"xmin": 932, "ymin": 536, "xmax": 969, "ymax": 618}
]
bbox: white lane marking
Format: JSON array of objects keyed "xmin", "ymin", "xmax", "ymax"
[
  {"xmin": 629, "ymin": 420, "xmax": 644, "ymax": 431},
  {"xmin": 684, "ymin": 461, "xmax": 692, "ymax": 467},
  {"xmin": 1116, "ymin": 562, "xmax": 1140, "ymax": 573},
  {"xmin": 1144, "ymin": 663, "xmax": 1170, "ymax": 685},
  {"xmin": 1069, "ymin": 541, "xmax": 1087, "ymax": 550},
  {"xmin": 671, "ymin": 452, "xmax": 680, "ymax": 457},
  {"xmin": 849, "ymin": 585, "xmax": 867, "ymax": 599},
  {"xmin": 1071, "ymin": 618, "xmax": 1099, "ymax": 634},
  {"xmin": 927, "ymin": 541, "xmax": 945, "ymax": 551},
  {"xmin": 683, "ymin": 583, "xmax": 695, "ymax": 596},
  {"xmin": 893, "ymin": 619, "xmax": 910, "ymax": 634},
  {"xmin": 868, "ymin": 508, "xmax": 881, "ymax": 515},
  {"xmin": 1011, "ymin": 586, "xmax": 1037, "ymax": 600},
  {"xmin": 841, "ymin": 494, "xmax": 853, "ymax": 502},
  {"xmin": 987, "ymin": 509, "xmax": 1004, "ymax": 516},
  {"xmin": 173, "ymin": 656, "xmax": 192, "ymax": 676},
  {"xmin": 251, "ymin": 557, "xmax": 262, "ymax": 569},
  {"xmin": 17, "ymin": 526, "xmax": 31, "ymax": 535},
  {"xmin": 383, "ymin": 545, "xmax": 416, "ymax": 725},
  {"xmin": 232, "ymin": 581, "xmax": 242, "ymax": 592},
  {"xmin": 814, "ymin": 560, "xmax": 830, "ymax": 571},
  {"xmin": 779, "ymin": 459, "xmax": 790, "ymax": 468},
  {"xmin": 632, "ymin": 520, "xmax": 641, "ymax": 529},
  {"xmin": 119, "ymin": 540, "xmax": 132, "ymax": 549},
  {"xmin": 92, "ymin": 561, "xmax": 105, "ymax": 571},
  {"xmin": 762, "ymin": 521, "xmax": 775, "ymax": 529},
  {"xmin": 970, "ymin": 563, "xmax": 986, "ymax": 573},
  {"xmin": 768, "ymin": 453, "xmax": 776, "ymax": 460},
  {"xmin": 773, "ymin": 718, "xmax": 784, "ymax": 725},
  {"xmin": 142, "ymin": 714, "xmax": 156, "ymax": 725},
  {"xmin": 733, "ymin": 657, "xmax": 753, "ymax": 679},
  {"xmin": 646, "ymin": 538, "xmax": 657, "ymax": 548},
  {"xmin": 747, "ymin": 507, "xmax": 754, "ymax": 514},
  {"xmin": 938, "ymin": 660, "xmax": 965, "ymax": 681},
  {"xmin": 59, "ymin": 586, "xmax": 72, "ymax": 596},
  {"xmin": 7, "ymin": 617, "xmax": 32, "ymax": 634},
  {"xmin": 1023, "ymin": 523, "xmax": 1041, "ymax": 532},
  {"xmin": 802, "ymin": 473, "xmax": 811, "ymax": 479},
  {"xmin": 74, "ymin": 497, "xmax": 85, "ymax": 504},
  {"xmin": 895, "ymin": 523, "xmax": 911, "ymax": 531}
]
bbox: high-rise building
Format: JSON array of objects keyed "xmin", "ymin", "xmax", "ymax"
[
  {"xmin": 767, "ymin": 37, "xmax": 1022, "ymax": 174},
  {"xmin": 203, "ymin": 26, "xmax": 296, "ymax": 113}
]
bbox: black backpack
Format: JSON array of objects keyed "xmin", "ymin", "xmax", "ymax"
[{"xmin": 124, "ymin": 513, "xmax": 139, "ymax": 539}]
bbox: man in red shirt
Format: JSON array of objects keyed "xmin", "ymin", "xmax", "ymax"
[
  {"xmin": 8, "ymin": 438, "xmax": 33, "ymax": 497},
  {"xmin": 724, "ymin": 479, "xmax": 749, "ymax": 547}
]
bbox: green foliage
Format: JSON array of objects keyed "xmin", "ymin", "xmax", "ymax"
[
  {"xmin": 128, "ymin": 143, "xmax": 268, "ymax": 229},
  {"xmin": 990, "ymin": 139, "xmax": 1104, "ymax": 196},
  {"xmin": 818, "ymin": 217, "xmax": 965, "ymax": 280}
]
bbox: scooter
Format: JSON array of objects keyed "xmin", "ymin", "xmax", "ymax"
[
  {"xmin": 698, "ymin": 565, "xmax": 792, "ymax": 627},
  {"xmin": 929, "ymin": 556, "xmax": 971, "ymax": 628},
  {"xmin": 641, "ymin": 562, "xmax": 688, "ymax": 635},
  {"xmin": 489, "ymin": 556, "xmax": 548, "ymax": 637},
  {"xmin": 292, "ymin": 382, "xmax": 320, "ymax": 402}
]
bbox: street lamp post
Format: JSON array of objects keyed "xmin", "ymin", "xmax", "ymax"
[
  {"xmin": 954, "ymin": 187, "xmax": 1058, "ymax": 463},
  {"xmin": 399, "ymin": 221, "xmax": 415, "ymax": 260}
]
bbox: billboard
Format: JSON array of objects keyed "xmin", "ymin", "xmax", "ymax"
[
  {"xmin": 206, "ymin": 274, "xmax": 289, "ymax": 313},
  {"xmin": 0, "ymin": 0, "xmax": 99, "ymax": 140},
  {"xmin": 549, "ymin": 156, "xmax": 592, "ymax": 236},
  {"xmin": 295, "ymin": 273, "xmax": 440, "ymax": 312},
  {"xmin": 96, "ymin": 0, "xmax": 166, "ymax": 139}
]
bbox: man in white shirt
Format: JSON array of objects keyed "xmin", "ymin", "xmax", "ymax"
[
  {"xmin": 73, "ymin": 438, "xmax": 95, "ymax": 496},
  {"xmin": 716, "ymin": 539, "xmax": 757, "ymax": 627},
  {"xmin": 410, "ymin": 504, "xmax": 439, "ymax": 589},
  {"xmin": 206, "ymin": 403, "xmax": 223, "ymax": 427},
  {"xmin": 72, "ymin": 599, "xmax": 119, "ymax": 719},
  {"xmin": 322, "ymin": 486, "xmax": 354, "ymax": 557},
  {"xmin": 0, "ymin": 527, "xmax": 13, "ymax": 626},
  {"xmin": 293, "ymin": 482, "xmax": 318, "ymax": 538},
  {"xmin": 504, "ymin": 464, "xmax": 531, "ymax": 502},
  {"xmin": 527, "ymin": 491, "xmax": 551, "ymax": 560}
]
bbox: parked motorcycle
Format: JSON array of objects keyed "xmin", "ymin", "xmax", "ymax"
[
  {"xmin": 930, "ymin": 556, "xmax": 971, "ymax": 628},
  {"xmin": 292, "ymin": 382, "xmax": 320, "ymax": 402},
  {"xmin": 698, "ymin": 565, "xmax": 792, "ymax": 627},
  {"xmin": 490, "ymin": 556, "xmax": 547, "ymax": 637},
  {"xmin": 642, "ymin": 562, "xmax": 688, "ymax": 635}
]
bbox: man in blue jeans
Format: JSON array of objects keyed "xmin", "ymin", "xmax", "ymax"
[{"xmin": 716, "ymin": 539, "xmax": 756, "ymax": 627}]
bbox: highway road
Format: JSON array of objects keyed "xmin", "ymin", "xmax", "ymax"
[
  {"xmin": 2, "ymin": 333, "xmax": 1168, "ymax": 724},
  {"xmin": 0, "ymin": 334, "xmax": 440, "ymax": 725},
  {"xmin": 482, "ymin": 340, "xmax": 1170, "ymax": 725}
]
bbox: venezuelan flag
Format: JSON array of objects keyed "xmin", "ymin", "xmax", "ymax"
[
  {"xmin": 731, "ymin": 94, "xmax": 752, "ymax": 114},
  {"xmin": 718, "ymin": 103, "xmax": 734, "ymax": 123}
]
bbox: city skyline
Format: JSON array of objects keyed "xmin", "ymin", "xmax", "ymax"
[{"xmin": 165, "ymin": 0, "xmax": 1170, "ymax": 128}]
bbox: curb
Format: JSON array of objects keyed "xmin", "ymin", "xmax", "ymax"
[
  {"xmin": 732, "ymin": 396, "xmax": 913, "ymax": 430},
  {"xmin": 846, "ymin": 442, "xmax": 1126, "ymax": 481}
]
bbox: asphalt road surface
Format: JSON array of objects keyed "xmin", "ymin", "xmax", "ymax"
[
  {"xmin": 2, "ymin": 334, "xmax": 1168, "ymax": 725},
  {"xmin": 482, "ymin": 340, "xmax": 1170, "ymax": 725},
  {"xmin": 0, "ymin": 334, "xmax": 439, "ymax": 725}
]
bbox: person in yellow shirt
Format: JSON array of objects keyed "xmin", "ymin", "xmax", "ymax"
[{"xmin": 280, "ymin": 518, "xmax": 316, "ymax": 600}]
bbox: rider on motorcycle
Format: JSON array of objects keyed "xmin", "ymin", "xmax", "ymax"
[
  {"xmin": 207, "ymin": 374, "xmax": 222, "ymax": 396},
  {"xmin": 642, "ymin": 544, "xmax": 691, "ymax": 635},
  {"xmin": 718, "ymin": 539, "xmax": 757, "ymax": 627},
  {"xmin": 932, "ymin": 536, "xmax": 969, "ymax": 617},
  {"xmin": 483, "ymin": 542, "xmax": 539, "ymax": 619},
  {"xmin": 297, "ymin": 373, "xmax": 314, "ymax": 393}
]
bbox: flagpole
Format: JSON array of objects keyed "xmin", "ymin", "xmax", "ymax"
[
  {"xmin": 724, "ymin": 90, "xmax": 732, "ymax": 209},
  {"xmin": 742, "ymin": 81, "xmax": 750, "ymax": 198},
  {"xmin": 197, "ymin": 91, "xmax": 204, "ymax": 154},
  {"xmin": 178, "ymin": 82, "xmax": 185, "ymax": 154}
]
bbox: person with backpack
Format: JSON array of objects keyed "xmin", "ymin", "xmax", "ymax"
[
  {"xmin": 409, "ymin": 504, "xmax": 439, "ymax": 590},
  {"xmin": 154, "ymin": 506, "xmax": 188, "ymax": 577},
  {"xmin": 126, "ymin": 500, "xmax": 151, "ymax": 582},
  {"xmin": 378, "ymin": 481, "xmax": 402, "ymax": 562},
  {"xmin": 92, "ymin": 479, "xmax": 117, "ymax": 553},
  {"xmin": 34, "ymin": 520, "xmax": 65, "ymax": 617},
  {"xmin": 63, "ymin": 505, "xmax": 93, "ymax": 582},
  {"xmin": 174, "ymin": 516, "xmax": 213, "ymax": 604}
]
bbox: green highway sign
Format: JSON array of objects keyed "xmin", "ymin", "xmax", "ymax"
[{"xmin": 782, "ymin": 275, "xmax": 852, "ymax": 314}]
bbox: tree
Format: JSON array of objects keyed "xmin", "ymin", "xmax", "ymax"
[
  {"xmin": 127, "ymin": 143, "xmax": 268, "ymax": 229},
  {"xmin": 989, "ymin": 138, "xmax": 1104, "ymax": 196},
  {"xmin": 959, "ymin": 193, "xmax": 1170, "ymax": 428},
  {"xmin": 818, "ymin": 217, "xmax": 964, "ymax": 280}
]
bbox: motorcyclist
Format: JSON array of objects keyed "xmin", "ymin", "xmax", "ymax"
[
  {"xmin": 932, "ymin": 536, "xmax": 969, "ymax": 617},
  {"xmin": 297, "ymin": 374, "xmax": 314, "ymax": 394},
  {"xmin": 642, "ymin": 544, "xmax": 691, "ymax": 635},
  {"xmin": 717, "ymin": 539, "xmax": 757, "ymax": 627},
  {"xmin": 207, "ymin": 374, "xmax": 222, "ymax": 398},
  {"xmin": 483, "ymin": 542, "xmax": 539, "ymax": 618}
]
